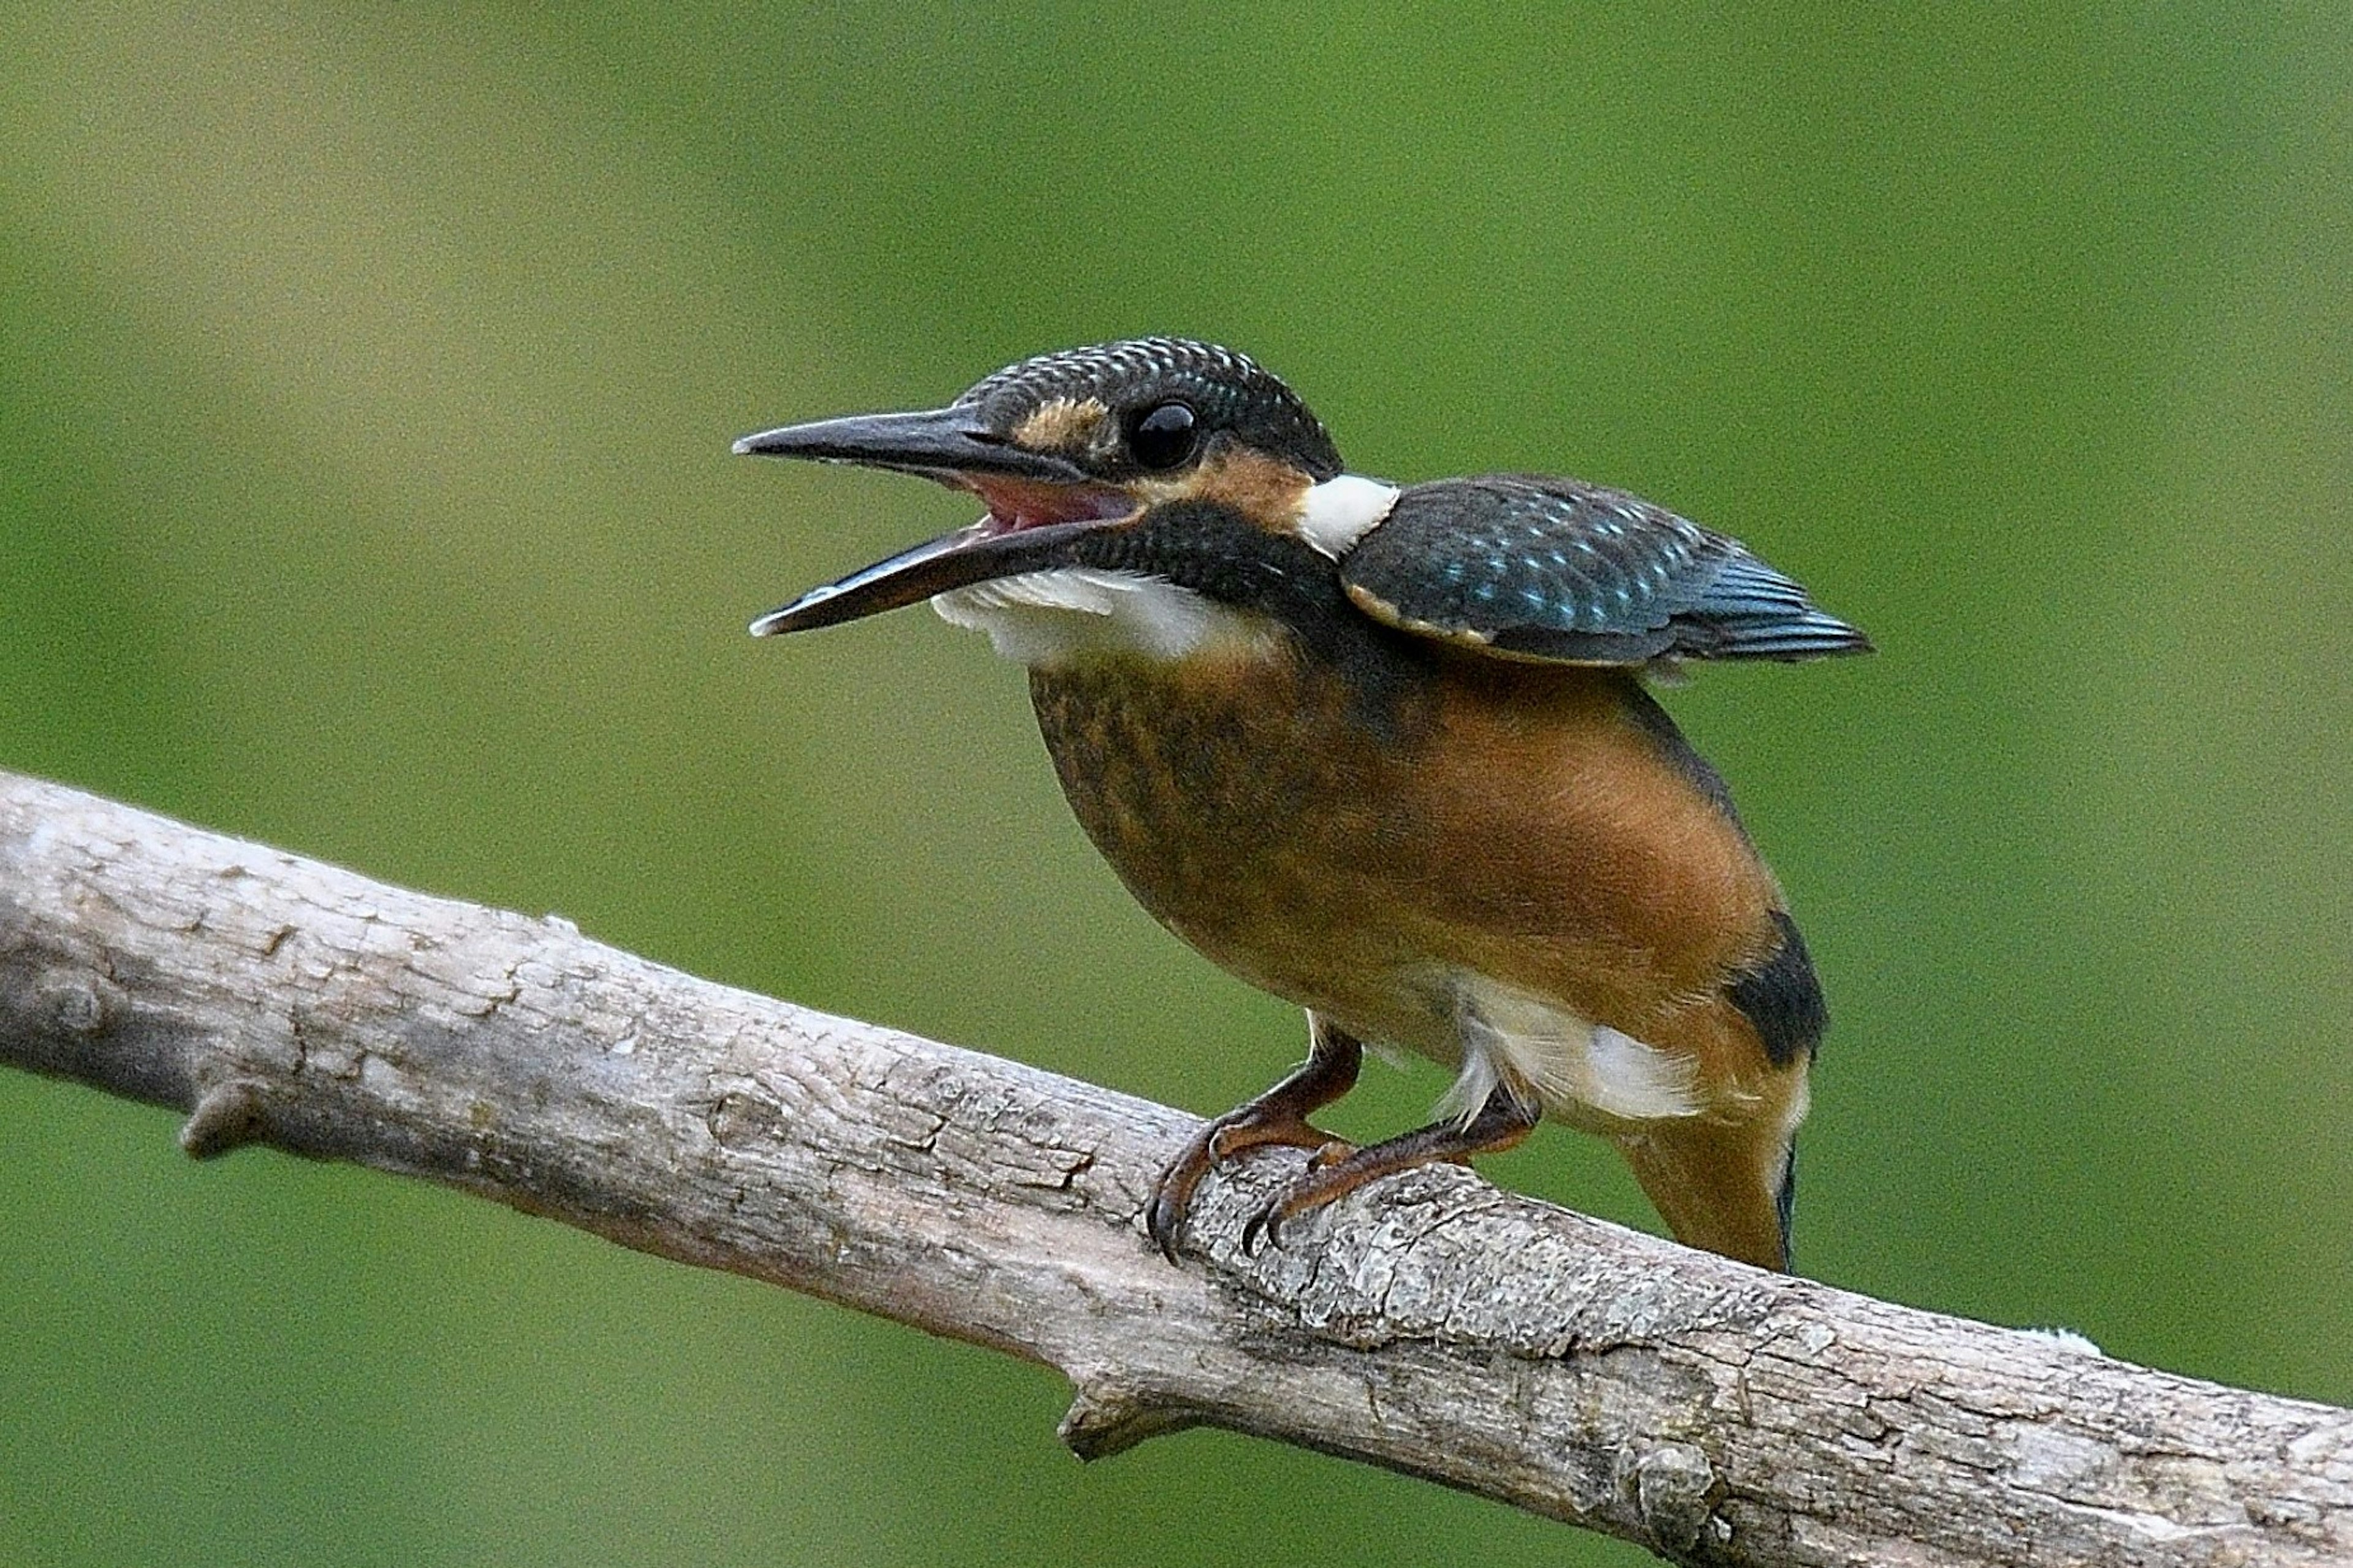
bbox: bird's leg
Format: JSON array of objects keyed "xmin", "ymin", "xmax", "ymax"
[
  {"xmin": 1242, "ymin": 1083, "xmax": 1539, "ymax": 1254},
  {"xmin": 1147, "ymin": 1016, "xmax": 1363, "ymax": 1262}
]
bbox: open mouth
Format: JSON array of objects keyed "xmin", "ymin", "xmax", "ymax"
[
  {"xmin": 961, "ymin": 475, "xmax": 1137, "ymax": 535},
  {"xmin": 746, "ymin": 476, "xmax": 1139, "ymax": 638},
  {"xmin": 737, "ymin": 405, "xmax": 1142, "ymax": 637}
]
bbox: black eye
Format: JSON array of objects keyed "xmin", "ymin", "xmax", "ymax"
[{"xmin": 1128, "ymin": 401, "xmax": 1199, "ymax": 470}]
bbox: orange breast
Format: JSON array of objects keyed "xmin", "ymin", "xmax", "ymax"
[{"xmin": 1028, "ymin": 642, "xmax": 1785, "ymax": 1089}]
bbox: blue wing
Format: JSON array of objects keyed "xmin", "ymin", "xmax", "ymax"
[{"xmin": 1338, "ymin": 475, "xmax": 1870, "ymax": 665}]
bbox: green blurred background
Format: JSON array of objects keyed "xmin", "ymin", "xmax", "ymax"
[{"xmin": 4, "ymin": 5, "xmax": 2348, "ymax": 1564}]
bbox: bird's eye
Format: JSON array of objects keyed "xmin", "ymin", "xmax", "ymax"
[{"xmin": 1127, "ymin": 402, "xmax": 1199, "ymax": 470}]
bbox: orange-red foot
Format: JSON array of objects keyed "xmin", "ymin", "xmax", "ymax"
[
  {"xmin": 1146, "ymin": 1021, "xmax": 1363, "ymax": 1262},
  {"xmin": 1241, "ymin": 1085, "xmax": 1539, "ymax": 1254}
]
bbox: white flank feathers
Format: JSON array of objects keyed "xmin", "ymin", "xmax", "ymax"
[{"xmin": 1439, "ymin": 974, "xmax": 1705, "ymax": 1126}]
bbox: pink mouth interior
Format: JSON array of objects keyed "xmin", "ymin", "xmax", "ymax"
[{"xmin": 964, "ymin": 477, "xmax": 1136, "ymax": 534}]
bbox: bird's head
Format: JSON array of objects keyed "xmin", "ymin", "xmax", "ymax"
[{"xmin": 737, "ymin": 338, "xmax": 1395, "ymax": 641}]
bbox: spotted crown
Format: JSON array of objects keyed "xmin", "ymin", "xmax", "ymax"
[{"xmin": 956, "ymin": 337, "xmax": 1344, "ymax": 480}]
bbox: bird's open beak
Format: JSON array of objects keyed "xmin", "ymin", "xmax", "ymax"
[{"xmin": 735, "ymin": 406, "xmax": 1133, "ymax": 636}]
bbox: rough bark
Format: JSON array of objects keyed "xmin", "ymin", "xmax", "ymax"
[{"xmin": 0, "ymin": 768, "xmax": 2345, "ymax": 1567}]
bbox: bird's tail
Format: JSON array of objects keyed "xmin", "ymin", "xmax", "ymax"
[{"xmin": 1615, "ymin": 1096, "xmax": 1803, "ymax": 1272}]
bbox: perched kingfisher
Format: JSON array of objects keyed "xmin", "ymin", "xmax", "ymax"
[{"xmin": 737, "ymin": 338, "xmax": 1869, "ymax": 1271}]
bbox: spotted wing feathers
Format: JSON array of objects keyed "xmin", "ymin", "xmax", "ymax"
[{"xmin": 1339, "ymin": 476, "xmax": 1870, "ymax": 665}]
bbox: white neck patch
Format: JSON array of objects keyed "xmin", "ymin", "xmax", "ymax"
[
  {"xmin": 932, "ymin": 567, "xmax": 1275, "ymax": 669},
  {"xmin": 1295, "ymin": 473, "xmax": 1401, "ymax": 558}
]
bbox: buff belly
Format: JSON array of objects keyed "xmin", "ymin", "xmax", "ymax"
[{"xmin": 1027, "ymin": 646, "xmax": 1787, "ymax": 1129}]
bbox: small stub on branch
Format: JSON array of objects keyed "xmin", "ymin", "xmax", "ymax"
[
  {"xmin": 1059, "ymin": 1380, "xmax": 1197, "ymax": 1461},
  {"xmin": 179, "ymin": 1078, "xmax": 271, "ymax": 1159}
]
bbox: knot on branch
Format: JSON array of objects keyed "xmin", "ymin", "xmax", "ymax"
[
  {"xmin": 36, "ymin": 970, "xmax": 115, "ymax": 1036},
  {"xmin": 1627, "ymin": 1440, "xmax": 1726, "ymax": 1555}
]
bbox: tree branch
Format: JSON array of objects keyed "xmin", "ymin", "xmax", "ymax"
[{"xmin": 0, "ymin": 768, "xmax": 2344, "ymax": 1567}]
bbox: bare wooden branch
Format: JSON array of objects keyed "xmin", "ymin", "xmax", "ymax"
[{"xmin": 1, "ymin": 767, "xmax": 2345, "ymax": 1567}]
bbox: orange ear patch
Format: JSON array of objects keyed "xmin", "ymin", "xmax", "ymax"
[
  {"xmin": 1012, "ymin": 396, "xmax": 1110, "ymax": 452},
  {"xmin": 1184, "ymin": 447, "xmax": 1313, "ymax": 532}
]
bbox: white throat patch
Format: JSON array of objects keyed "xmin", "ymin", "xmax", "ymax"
[
  {"xmin": 1295, "ymin": 473, "xmax": 1401, "ymax": 558},
  {"xmin": 932, "ymin": 567, "xmax": 1274, "ymax": 668}
]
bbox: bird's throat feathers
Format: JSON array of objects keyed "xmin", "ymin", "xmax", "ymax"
[
  {"xmin": 932, "ymin": 567, "xmax": 1281, "ymax": 667},
  {"xmin": 931, "ymin": 465, "xmax": 1401, "ymax": 672}
]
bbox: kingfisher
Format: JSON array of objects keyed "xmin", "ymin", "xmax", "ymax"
[{"xmin": 736, "ymin": 338, "xmax": 1869, "ymax": 1271}]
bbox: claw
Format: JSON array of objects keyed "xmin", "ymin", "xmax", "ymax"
[
  {"xmin": 1142, "ymin": 1021, "xmax": 1366, "ymax": 1265},
  {"xmin": 1145, "ymin": 1181, "xmax": 1191, "ymax": 1265},
  {"xmin": 1240, "ymin": 1206, "xmax": 1277, "ymax": 1256},
  {"xmin": 1147, "ymin": 1112, "xmax": 1344, "ymax": 1262},
  {"xmin": 1234, "ymin": 1170, "xmax": 1327, "ymax": 1259},
  {"xmin": 1239, "ymin": 1085, "xmax": 1544, "ymax": 1256},
  {"xmin": 1146, "ymin": 1122, "xmax": 1218, "ymax": 1262}
]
